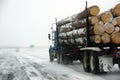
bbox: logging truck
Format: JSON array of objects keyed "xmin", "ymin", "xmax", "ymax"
[{"xmin": 48, "ymin": 2, "xmax": 120, "ymax": 74}]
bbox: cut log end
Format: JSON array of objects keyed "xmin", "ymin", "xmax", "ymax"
[
  {"xmin": 101, "ymin": 33, "xmax": 110, "ymax": 44},
  {"xmin": 93, "ymin": 23, "xmax": 104, "ymax": 35},
  {"xmin": 113, "ymin": 3, "xmax": 120, "ymax": 16},
  {"xmin": 89, "ymin": 6, "xmax": 100, "ymax": 16},
  {"xmin": 112, "ymin": 18, "xmax": 117, "ymax": 26},
  {"xmin": 103, "ymin": 23, "xmax": 114, "ymax": 34},
  {"xmin": 111, "ymin": 32, "xmax": 120, "ymax": 44},
  {"xmin": 115, "ymin": 26, "xmax": 120, "ymax": 32},
  {"xmin": 101, "ymin": 11, "xmax": 113, "ymax": 23},
  {"xmin": 94, "ymin": 35, "xmax": 101, "ymax": 43},
  {"xmin": 116, "ymin": 17, "xmax": 120, "ymax": 26},
  {"xmin": 90, "ymin": 16, "xmax": 99, "ymax": 25}
]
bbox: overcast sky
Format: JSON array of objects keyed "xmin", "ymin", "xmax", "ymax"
[{"xmin": 0, "ymin": 0, "xmax": 119, "ymax": 47}]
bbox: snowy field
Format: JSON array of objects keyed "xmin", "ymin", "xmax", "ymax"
[{"xmin": 0, "ymin": 47, "xmax": 119, "ymax": 80}]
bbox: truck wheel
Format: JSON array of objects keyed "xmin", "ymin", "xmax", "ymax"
[
  {"xmin": 60, "ymin": 53, "xmax": 63, "ymax": 63},
  {"xmin": 49, "ymin": 53, "xmax": 54, "ymax": 62},
  {"xmin": 118, "ymin": 64, "xmax": 120, "ymax": 69},
  {"xmin": 90, "ymin": 52, "xmax": 100, "ymax": 74},
  {"xmin": 63, "ymin": 56, "xmax": 71, "ymax": 64},
  {"xmin": 57, "ymin": 53, "xmax": 60, "ymax": 63},
  {"xmin": 82, "ymin": 52, "xmax": 90, "ymax": 72}
]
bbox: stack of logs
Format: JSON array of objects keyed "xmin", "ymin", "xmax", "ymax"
[{"xmin": 58, "ymin": 3, "xmax": 120, "ymax": 45}]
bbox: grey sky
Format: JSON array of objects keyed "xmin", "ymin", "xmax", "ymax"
[{"xmin": 0, "ymin": 0, "xmax": 119, "ymax": 47}]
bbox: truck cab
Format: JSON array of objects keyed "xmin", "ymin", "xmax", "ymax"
[{"xmin": 48, "ymin": 24, "xmax": 57, "ymax": 62}]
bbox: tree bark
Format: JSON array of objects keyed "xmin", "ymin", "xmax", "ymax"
[
  {"xmin": 72, "ymin": 16, "xmax": 99, "ymax": 29},
  {"xmin": 59, "ymin": 27, "xmax": 72, "ymax": 33},
  {"xmin": 72, "ymin": 28, "xmax": 86, "ymax": 37},
  {"xmin": 72, "ymin": 20, "xmax": 86, "ymax": 29},
  {"xmin": 59, "ymin": 33, "xmax": 67, "ymax": 39},
  {"xmin": 68, "ymin": 39, "xmax": 75, "ymax": 44}
]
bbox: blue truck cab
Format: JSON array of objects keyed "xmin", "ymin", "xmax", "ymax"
[{"xmin": 48, "ymin": 25, "xmax": 57, "ymax": 62}]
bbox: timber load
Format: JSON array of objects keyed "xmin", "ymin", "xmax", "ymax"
[{"xmin": 57, "ymin": 3, "xmax": 120, "ymax": 46}]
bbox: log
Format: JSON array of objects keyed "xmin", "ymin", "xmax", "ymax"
[
  {"xmin": 59, "ymin": 23, "xmax": 72, "ymax": 32},
  {"xmin": 59, "ymin": 39, "xmax": 70, "ymax": 45},
  {"xmin": 63, "ymin": 40, "xmax": 69, "ymax": 45},
  {"xmin": 72, "ymin": 16, "xmax": 99, "ymax": 29},
  {"xmin": 116, "ymin": 17, "xmax": 120, "ymax": 26},
  {"xmin": 75, "ymin": 37, "xmax": 85, "ymax": 45},
  {"xmin": 72, "ymin": 20, "xmax": 86, "ymax": 29},
  {"xmin": 57, "ymin": 5, "xmax": 100, "ymax": 26},
  {"xmin": 59, "ymin": 27, "xmax": 72, "ymax": 32},
  {"xmin": 112, "ymin": 17, "xmax": 120, "ymax": 26},
  {"xmin": 101, "ymin": 33, "xmax": 110, "ymax": 44},
  {"xmin": 91, "ymin": 35, "xmax": 101, "ymax": 43},
  {"xmin": 77, "ymin": 5, "xmax": 100, "ymax": 20},
  {"xmin": 57, "ymin": 17, "xmax": 71, "ymax": 26},
  {"xmin": 66, "ymin": 31, "xmax": 73, "ymax": 38},
  {"xmin": 59, "ymin": 33, "xmax": 67, "ymax": 39},
  {"xmin": 100, "ymin": 11, "xmax": 113, "ymax": 23},
  {"xmin": 89, "ymin": 6, "xmax": 100, "ymax": 16},
  {"xmin": 89, "ymin": 16, "xmax": 99, "ymax": 25},
  {"xmin": 111, "ymin": 32, "xmax": 120, "ymax": 44},
  {"xmin": 115, "ymin": 26, "xmax": 120, "ymax": 32},
  {"xmin": 112, "ymin": 18, "xmax": 117, "ymax": 26},
  {"xmin": 93, "ymin": 23, "xmax": 104, "ymax": 35},
  {"xmin": 72, "ymin": 28, "xmax": 86, "ymax": 37},
  {"xmin": 68, "ymin": 39, "xmax": 75, "ymax": 44},
  {"xmin": 59, "ymin": 39, "xmax": 64, "ymax": 44},
  {"xmin": 113, "ymin": 3, "xmax": 120, "ymax": 16},
  {"xmin": 103, "ymin": 23, "xmax": 115, "ymax": 34},
  {"xmin": 59, "ymin": 38, "xmax": 85, "ymax": 45},
  {"xmin": 60, "ymin": 28, "xmax": 86, "ymax": 39}
]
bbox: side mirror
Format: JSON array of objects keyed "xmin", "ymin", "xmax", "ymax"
[{"xmin": 48, "ymin": 34, "xmax": 51, "ymax": 40}]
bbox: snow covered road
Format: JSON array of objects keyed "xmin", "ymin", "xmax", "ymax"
[{"xmin": 0, "ymin": 48, "xmax": 119, "ymax": 80}]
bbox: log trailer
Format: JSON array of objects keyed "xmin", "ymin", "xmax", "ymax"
[{"xmin": 48, "ymin": 2, "xmax": 120, "ymax": 74}]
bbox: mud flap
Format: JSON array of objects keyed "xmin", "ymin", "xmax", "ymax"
[{"xmin": 99, "ymin": 56, "xmax": 113, "ymax": 72}]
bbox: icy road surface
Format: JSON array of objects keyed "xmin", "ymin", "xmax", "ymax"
[{"xmin": 0, "ymin": 48, "xmax": 119, "ymax": 80}]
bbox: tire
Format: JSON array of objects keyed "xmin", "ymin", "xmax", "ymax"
[
  {"xmin": 118, "ymin": 64, "xmax": 120, "ymax": 69},
  {"xmin": 60, "ymin": 53, "xmax": 63, "ymax": 63},
  {"xmin": 59, "ymin": 48, "xmax": 70, "ymax": 64},
  {"xmin": 49, "ymin": 53, "xmax": 54, "ymax": 62},
  {"xmin": 90, "ymin": 52, "xmax": 100, "ymax": 74},
  {"xmin": 82, "ymin": 51, "xmax": 91, "ymax": 72},
  {"xmin": 57, "ymin": 53, "xmax": 60, "ymax": 63},
  {"xmin": 63, "ymin": 56, "xmax": 71, "ymax": 64}
]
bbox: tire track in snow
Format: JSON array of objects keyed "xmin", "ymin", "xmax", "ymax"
[
  {"xmin": 15, "ymin": 55, "xmax": 70, "ymax": 80},
  {"xmin": 15, "ymin": 55, "xmax": 46, "ymax": 80},
  {"xmin": 15, "ymin": 52, "xmax": 82, "ymax": 80},
  {"xmin": 0, "ymin": 52, "xmax": 30, "ymax": 80}
]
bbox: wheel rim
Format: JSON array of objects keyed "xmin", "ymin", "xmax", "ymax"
[
  {"xmin": 83, "ymin": 55, "xmax": 87, "ymax": 68},
  {"xmin": 90, "ymin": 55, "xmax": 94, "ymax": 71}
]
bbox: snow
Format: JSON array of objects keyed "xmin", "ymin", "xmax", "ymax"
[{"xmin": 0, "ymin": 48, "xmax": 119, "ymax": 80}]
